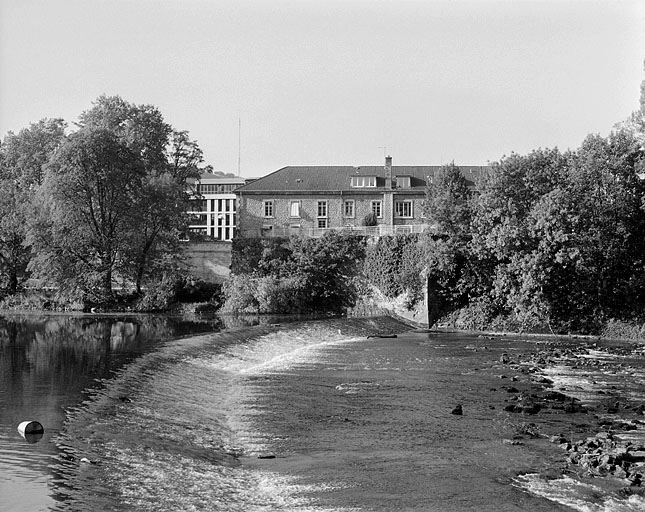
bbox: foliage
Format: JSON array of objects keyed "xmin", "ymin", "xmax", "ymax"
[
  {"xmin": 173, "ymin": 276, "xmax": 222, "ymax": 304},
  {"xmin": 364, "ymin": 234, "xmax": 424, "ymax": 307},
  {"xmin": 421, "ymin": 163, "xmax": 478, "ymax": 314},
  {"xmin": 284, "ymin": 232, "xmax": 366, "ymax": 313},
  {"xmin": 424, "ymin": 134, "xmax": 645, "ymax": 333},
  {"xmin": 362, "ymin": 212, "xmax": 378, "ymax": 226},
  {"xmin": 0, "ymin": 95, "xmax": 207, "ymax": 305},
  {"xmin": 133, "ymin": 274, "xmax": 180, "ymax": 312},
  {"xmin": 225, "ymin": 232, "xmax": 366, "ymax": 314},
  {"xmin": 0, "ymin": 119, "xmax": 66, "ymax": 292},
  {"xmin": 27, "ymin": 128, "xmax": 145, "ymax": 300},
  {"xmin": 77, "ymin": 96, "xmax": 202, "ymax": 294},
  {"xmin": 230, "ymin": 237, "xmax": 291, "ymax": 275}
]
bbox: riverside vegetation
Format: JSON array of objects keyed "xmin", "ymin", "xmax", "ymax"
[
  {"xmin": 223, "ymin": 70, "xmax": 645, "ymax": 338},
  {"xmin": 2, "ymin": 71, "xmax": 645, "ymax": 338}
]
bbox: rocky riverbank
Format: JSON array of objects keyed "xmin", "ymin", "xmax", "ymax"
[{"xmin": 482, "ymin": 333, "xmax": 645, "ymax": 499}]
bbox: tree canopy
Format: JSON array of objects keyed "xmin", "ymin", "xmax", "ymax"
[{"xmin": 2, "ymin": 95, "xmax": 204, "ymax": 302}]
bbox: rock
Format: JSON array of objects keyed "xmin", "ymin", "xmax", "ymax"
[
  {"xmin": 541, "ymin": 391, "xmax": 569, "ymax": 402},
  {"xmin": 520, "ymin": 403, "xmax": 541, "ymax": 415},
  {"xmin": 614, "ymin": 466, "xmax": 628, "ymax": 478},
  {"xmin": 451, "ymin": 405, "xmax": 463, "ymax": 415},
  {"xmin": 627, "ymin": 451, "xmax": 645, "ymax": 462}
]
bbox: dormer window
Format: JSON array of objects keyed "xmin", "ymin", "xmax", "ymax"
[
  {"xmin": 351, "ymin": 176, "xmax": 376, "ymax": 188},
  {"xmin": 396, "ymin": 176, "xmax": 411, "ymax": 188}
]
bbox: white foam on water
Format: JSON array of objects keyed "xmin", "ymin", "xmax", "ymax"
[
  {"xmin": 196, "ymin": 328, "xmax": 363, "ymax": 375},
  {"xmin": 514, "ymin": 474, "xmax": 645, "ymax": 512},
  {"xmin": 108, "ymin": 444, "xmax": 357, "ymax": 512}
]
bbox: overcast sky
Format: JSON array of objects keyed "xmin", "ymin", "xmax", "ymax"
[{"xmin": 1, "ymin": 0, "xmax": 644, "ymax": 177}]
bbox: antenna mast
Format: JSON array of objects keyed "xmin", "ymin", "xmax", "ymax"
[{"xmin": 237, "ymin": 116, "xmax": 241, "ymax": 177}]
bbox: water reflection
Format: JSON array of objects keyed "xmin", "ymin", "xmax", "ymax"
[{"xmin": 0, "ymin": 312, "xmax": 223, "ymax": 512}]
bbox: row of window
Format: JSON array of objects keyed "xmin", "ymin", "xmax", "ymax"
[
  {"xmin": 188, "ymin": 213, "xmax": 237, "ymax": 226},
  {"xmin": 350, "ymin": 176, "xmax": 412, "ymax": 188},
  {"xmin": 196, "ymin": 183, "xmax": 239, "ymax": 193},
  {"xmin": 188, "ymin": 198, "xmax": 236, "ymax": 213},
  {"xmin": 263, "ymin": 199, "xmax": 413, "ymax": 219}
]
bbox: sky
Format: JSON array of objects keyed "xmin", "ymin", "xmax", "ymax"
[{"xmin": 1, "ymin": 0, "xmax": 644, "ymax": 177}]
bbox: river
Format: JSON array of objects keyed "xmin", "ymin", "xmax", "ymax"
[{"xmin": 2, "ymin": 314, "xmax": 645, "ymax": 511}]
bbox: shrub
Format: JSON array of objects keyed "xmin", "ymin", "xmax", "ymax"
[
  {"xmin": 362, "ymin": 212, "xmax": 378, "ymax": 226},
  {"xmin": 221, "ymin": 274, "xmax": 261, "ymax": 313},
  {"xmin": 174, "ymin": 276, "xmax": 222, "ymax": 304}
]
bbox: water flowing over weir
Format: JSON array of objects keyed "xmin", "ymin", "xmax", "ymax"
[
  {"xmin": 47, "ymin": 320, "xmax": 645, "ymax": 511},
  {"xmin": 52, "ymin": 320, "xmax": 374, "ymax": 512}
]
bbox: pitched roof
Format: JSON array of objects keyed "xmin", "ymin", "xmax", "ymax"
[{"xmin": 236, "ymin": 165, "xmax": 488, "ymax": 193}]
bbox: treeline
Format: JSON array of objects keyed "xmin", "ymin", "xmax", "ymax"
[
  {"xmin": 0, "ymin": 95, "xmax": 207, "ymax": 308},
  {"xmin": 226, "ymin": 233, "xmax": 366, "ymax": 314},
  {"xmin": 224, "ymin": 80, "xmax": 645, "ymax": 335},
  {"xmin": 424, "ymin": 130, "xmax": 645, "ymax": 334}
]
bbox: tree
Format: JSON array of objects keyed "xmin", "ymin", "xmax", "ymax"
[
  {"xmin": 554, "ymin": 130, "xmax": 645, "ymax": 329},
  {"xmin": 284, "ymin": 232, "xmax": 366, "ymax": 313},
  {"xmin": 75, "ymin": 96, "xmax": 202, "ymax": 294},
  {"xmin": 0, "ymin": 119, "xmax": 66, "ymax": 292},
  {"xmin": 421, "ymin": 163, "xmax": 477, "ymax": 313},
  {"xmin": 28, "ymin": 128, "xmax": 145, "ymax": 300},
  {"xmin": 468, "ymin": 148, "xmax": 571, "ymax": 328}
]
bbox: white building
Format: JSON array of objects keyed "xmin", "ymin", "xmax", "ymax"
[{"xmin": 187, "ymin": 173, "xmax": 247, "ymax": 241}]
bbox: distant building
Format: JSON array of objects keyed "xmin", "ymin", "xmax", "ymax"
[
  {"xmin": 187, "ymin": 173, "xmax": 247, "ymax": 241},
  {"xmin": 235, "ymin": 156, "xmax": 487, "ymax": 238}
]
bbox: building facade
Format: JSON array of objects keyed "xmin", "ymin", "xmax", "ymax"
[
  {"xmin": 187, "ymin": 174, "xmax": 247, "ymax": 241},
  {"xmin": 235, "ymin": 156, "xmax": 487, "ymax": 238}
]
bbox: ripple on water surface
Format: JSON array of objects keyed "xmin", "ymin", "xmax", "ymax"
[{"xmin": 52, "ymin": 321, "xmax": 645, "ymax": 511}]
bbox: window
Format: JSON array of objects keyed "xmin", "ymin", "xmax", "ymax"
[
  {"xmin": 263, "ymin": 200, "xmax": 274, "ymax": 218},
  {"xmin": 396, "ymin": 176, "xmax": 411, "ymax": 189},
  {"xmin": 317, "ymin": 218, "xmax": 328, "ymax": 229},
  {"xmin": 395, "ymin": 200, "xmax": 413, "ymax": 218},
  {"xmin": 344, "ymin": 200, "xmax": 355, "ymax": 218},
  {"xmin": 371, "ymin": 200, "xmax": 382, "ymax": 218},
  {"xmin": 317, "ymin": 200, "xmax": 328, "ymax": 218},
  {"xmin": 290, "ymin": 201, "xmax": 301, "ymax": 218},
  {"xmin": 197, "ymin": 183, "xmax": 239, "ymax": 194},
  {"xmin": 261, "ymin": 224, "xmax": 273, "ymax": 237},
  {"xmin": 350, "ymin": 176, "xmax": 376, "ymax": 188}
]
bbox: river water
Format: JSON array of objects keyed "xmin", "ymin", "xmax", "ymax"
[{"xmin": 2, "ymin": 314, "xmax": 645, "ymax": 511}]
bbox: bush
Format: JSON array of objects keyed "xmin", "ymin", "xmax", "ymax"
[
  {"xmin": 174, "ymin": 276, "xmax": 222, "ymax": 304},
  {"xmin": 362, "ymin": 212, "xmax": 378, "ymax": 226},
  {"xmin": 221, "ymin": 274, "xmax": 261, "ymax": 313}
]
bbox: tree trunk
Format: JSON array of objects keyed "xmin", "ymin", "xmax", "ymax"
[
  {"xmin": 8, "ymin": 269, "xmax": 18, "ymax": 294},
  {"xmin": 135, "ymin": 260, "xmax": 145, "ymax": 295},
  {"xmin": 102, "ymin": 265, "xmax": 113, "ymax": 299}
]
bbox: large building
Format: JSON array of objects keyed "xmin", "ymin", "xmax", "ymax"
[
  {"xmin": 235, "ymin": 156, "xmax": 487, "ymax": 238},
  {"xmin": 187, "ymin": 173, "xmax": 247, "ymax": 241}
]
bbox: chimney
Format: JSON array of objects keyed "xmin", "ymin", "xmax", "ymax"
[{"xmin": 385, "ymin": 155, "xmax": 393, "ymax": 189}]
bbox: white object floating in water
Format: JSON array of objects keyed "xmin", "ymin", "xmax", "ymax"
[{"xmin": 18, "ymin": 420, "xmax": 44, "ymax": 443}]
